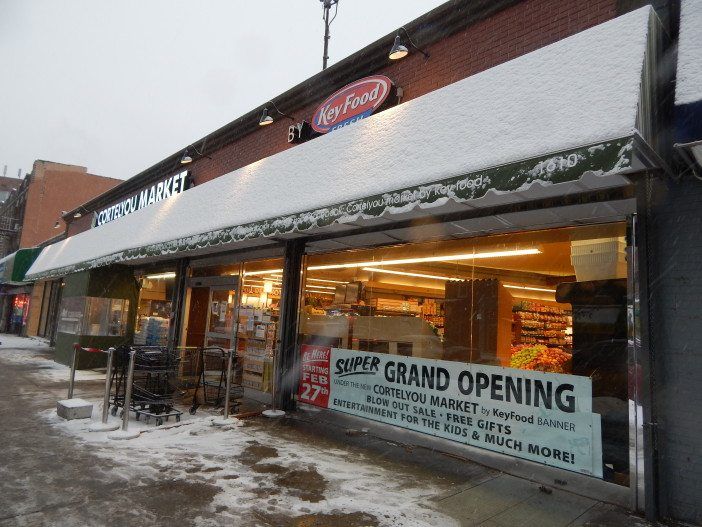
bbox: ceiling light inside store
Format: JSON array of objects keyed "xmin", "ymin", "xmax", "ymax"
[
  {"xmin": 305, "ymin": 284, "xmax": 337, "ymax": 290},
  {"xmin": 362, "ymin": 267, "xmax": 461, "ymax": 281},
  {"xmin": 244, "ymin": 268, "xmax": 284, "ymax": 276},
  {"xmin": 306, "ymin": 277, "xmax": 348, "ymax": 284},
  {"xmin": 305, "ymin": 289, "xmax": 335, "ymax": 295},
  {"xmin": 308, "ymin": 248, "xmax": 541, "ymax": 271},
  {"xmin": 503, "ymin": 284, "xmax": 557, "ymax": 293},
  {"xmin": 144, "ymin": 272, "xmax": 176, "ymax": 280}
]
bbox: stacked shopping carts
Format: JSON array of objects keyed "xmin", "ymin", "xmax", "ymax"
[{"xmin": 110, "ymin": 346, "xmax": 183, "ymax": 425}]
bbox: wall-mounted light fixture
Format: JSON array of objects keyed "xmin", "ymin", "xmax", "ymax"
[
  {"xmin": 389, "ymin": 27, "xmax": 429, "ymax": 61},
  {"xmin": 259, "ymin": 101, "xmax": 296, "ymax": 126},
  {"xmin": 72, "ymin": 207, "xmax": 89, "ymax": 219},
  {"xmin": 180, "ymin": 144, "xmax": 212, "ymax": 165}
]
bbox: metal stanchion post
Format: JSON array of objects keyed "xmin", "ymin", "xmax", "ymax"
[
  {"xmin": 90, "ymin": 347, "xmax": 120, "ymax": 432},
  {"xmin": 57, "ymin": 344, "xmax": 94, "ymax": 421},
  {"xmin": 67, "ymin": 344, "xmax": 79, "ymax": 399},
  {"xmin": 213, "ymin": 348, "xmax": 235, "ymax": 426},
  {"xmin": 263, "ymin": 348, "xmax": 285, "ymax": 418},
  {"xmin": 109, "ymin": 349, "xmax": 140, "ymax": 440}
]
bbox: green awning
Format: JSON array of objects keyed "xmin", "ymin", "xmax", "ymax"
[{"xmin": 0, "ymin": 248, "xmax": 42, "ymax": 285}]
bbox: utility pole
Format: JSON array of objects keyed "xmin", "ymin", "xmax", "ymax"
[{"xmin": 321, "ymin": 0, "xmax": 339, "ymax": 70}]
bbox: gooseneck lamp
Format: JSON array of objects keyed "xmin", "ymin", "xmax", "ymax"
[
  {"xmin": 258, "ymin": 102, "xmax": 296, "ymax": 126},
  {"xmin": 180, "ymin": 144, "xmax": 211, "ymax": 165},
  {"xmin": 389, "ymin": 27, "xmax": 429, "ymax": 61}
]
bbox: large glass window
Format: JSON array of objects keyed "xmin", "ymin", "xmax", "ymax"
[
  {"xmin": 134, "ymin": 271, "xmax": 176, "ymax": 346},
  {"xmin": 297, "ymin": 224, "xmax": 629, "ymax": 484},
  {"xmin": 57, "ymin": 296, "xmax": 130, "ymax": 336}
]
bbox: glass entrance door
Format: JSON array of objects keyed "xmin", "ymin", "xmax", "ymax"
[{"xmin": 205, "ymin": 285, "xmax": 239, "ymax": 349}]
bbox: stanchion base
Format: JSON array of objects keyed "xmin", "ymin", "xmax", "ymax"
[
  {"xmin": 211, "ymin": 418, "xmax": 233, "ymax": 427},
  {"xmin": 108, "ymin": 429, "xmax": 140, "ymax": 440},
  {"xmin": 89, "ymin": 422, "xmax": 120, "ymax": 432},
  {"xmin": 262, "ymin": 409, "xmax": 285, "ymax": 418}
]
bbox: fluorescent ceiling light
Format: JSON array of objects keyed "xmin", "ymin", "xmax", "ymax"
[
  {"xmin": 307, "ymin": 248, "xmax": 540, "ymax": 271},
  {"xmin": 363, "ymin": 267, "xmax": 461, "ymax": 282},
  {"xmin": 503, "ymin": 284, "xmax": 557, "ymax": 293},
  {"xmin": 307, "ymin": 277, "xmax": 347, "ymax": 284},
  {"xmin": 144, "ymin": 272, "xmax": 176, "ymax": 280},
  {"xmin": 244, "ymin": 277, "xmax": 282, "ymax": 283},
  {"xmin": 305, "ymin": 284, "xmax": 336, "ymax": 290},
  {"xmin": 305, "ymin": 289, "xmax": 334, "ymax": 295},
  {"xmin": 244, "ymin": 268, "xmax": 284, "ymax": 276}
]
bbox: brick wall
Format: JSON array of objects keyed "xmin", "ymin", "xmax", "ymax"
[
  {"xmin": 21, "ymin": 161, "xmax": 120, "ymax": 247},
  {"xmin": 190, "ymin": 0, "xmax": 617, "ymax": 186}
]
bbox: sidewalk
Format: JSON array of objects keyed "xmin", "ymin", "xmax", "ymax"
[{"xmin": 0, "ymin": 336, "xmax": 653, "ymax": 527}]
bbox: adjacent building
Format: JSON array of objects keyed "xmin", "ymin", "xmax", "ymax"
[
  {"xmin": 0, "ymin": 160, "xmax": 120, "ymax": 335},
  {"xmin": 21, "ymin": 1, "xmax": 702, "ymax": 524}
]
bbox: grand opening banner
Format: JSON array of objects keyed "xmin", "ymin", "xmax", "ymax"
[{"xmin": 298, "ymin": 346, "xmax": 603, "ymax": 478}]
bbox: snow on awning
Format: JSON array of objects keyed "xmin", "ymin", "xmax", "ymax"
[
  {"xmin": 674, "ymin": 0, "xmax": 702, "ymax": 164},
  {"xmin": 27, "ymin": 6, "xmax": 657, "ymax": 281}
]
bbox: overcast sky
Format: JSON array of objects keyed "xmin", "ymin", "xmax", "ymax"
[{"xmin": 0, "ymin": 0, "xmax": 445, "ymax": 180}]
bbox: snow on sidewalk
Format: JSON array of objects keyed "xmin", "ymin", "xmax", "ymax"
[
  {"xmin": 42, "ymin": 407, "xmax": 456, "ymax": 527},
  {"xmin": 0, "ymin": 334, "xmax": 105, "ymax": 382},
  {"xmin": 0, "ymin": 337, "xmax": 456, "ymax": 526}
]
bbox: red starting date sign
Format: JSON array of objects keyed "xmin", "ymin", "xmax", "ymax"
[{"xmin": 298, "ymin": 345, "xmax": 331, "ymax": 407}]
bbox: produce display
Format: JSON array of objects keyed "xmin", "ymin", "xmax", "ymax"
[
  {"xmin": 510, "ymin": 344, "xmax": 572, "ymax": 373},
  {"xmin": 512, "ymin": 301, "xmax": 572, "ymax": 349}
]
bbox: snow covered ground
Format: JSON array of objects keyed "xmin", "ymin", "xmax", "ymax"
[
  {"xmin": 0, "ymin": 335, "xmax": 456, "ymax": 526},
  {"xmin": 43, "ymin": 411, "xmax": 455, "ymax": 526},
  {"xmin": 0, "ymin": 334, "xmax": 105, "ymax": 382}
]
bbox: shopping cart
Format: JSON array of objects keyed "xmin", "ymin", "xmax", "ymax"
[
  {"xmin": 109, "ymin": 345, "xmax": 183, "ymax": 425},
  {"xmin": 189, "ymin": 347, "xmax": 243, "ymax": 415}
]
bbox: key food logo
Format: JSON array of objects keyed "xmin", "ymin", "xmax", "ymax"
[{"xmin": 311, "ymin": 75, "xmax": 393, "ymax": 134}]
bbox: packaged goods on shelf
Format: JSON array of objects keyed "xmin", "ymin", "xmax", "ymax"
[
  {"xmin": 134, "ymin": 316, "xmax": 169, "ymax": 346},
  {"xmin": 369, "ymin": 298, "xmax": 421, "ymax": 314}
]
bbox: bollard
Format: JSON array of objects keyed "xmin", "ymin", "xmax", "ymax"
[
  {"xmin": 108, "ymin": 349, "xmax": 140, "ymax": 440},
  {"xmin": 57, "ymin": 344, "xmax": 93, "ymax": 420},
  {"xmin": 263, "ymin": 347, "xmax": 285, "ymax": 418},
  {"xmin": 89, "ymin": 347, "xmax": 119, "ymax": 432},
  {"xmin": 67, "ymin": 344, "xmax": 79, "ymax": 399},
  {"xmin": 212, "ymin": 348, "xmax": 235, "ymax": 426}
]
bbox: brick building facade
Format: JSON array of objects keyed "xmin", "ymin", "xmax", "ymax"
[
  {"xmin": 0, "ymin": 161, "xmax": 120, "ymax": 336},
  {"xmin": 0, "ymin": 161, "xmax": 120, "ymax": 256}
]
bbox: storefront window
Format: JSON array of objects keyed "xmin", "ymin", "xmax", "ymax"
[
  {"xmin": 297, "ymin": 224, "xmax": 629, "ymax": 484},
  {"xmin": 238, "ymin": 259, "xmax": 282, "ymax": 394},
  {"xmin": 134, "ymin": 271, "xmax": 176, "ymax": 346},
  {"xmin": 182, "ymin": 257, "xmax": 282, "ymax": 396},
  {"xmin": 57, "ymin": 296, "xmax": 130, "ymax": 336}
]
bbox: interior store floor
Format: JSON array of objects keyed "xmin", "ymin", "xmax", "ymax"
[{"xmin": 0, "ymin": 336, "xmax": 653, "ymax": 527}]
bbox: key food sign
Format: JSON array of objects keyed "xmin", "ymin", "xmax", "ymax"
[
  {"xmin": 93, "ymin": 170, "xmax": 190, "ymax": 227},
  {"xmin": 311, "ymin": 75, "xmax": 394, "ymax": 134}
]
